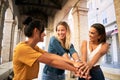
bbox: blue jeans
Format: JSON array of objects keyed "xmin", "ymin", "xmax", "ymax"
[
  {"xmin": 78, "ymin": 66, "xmax": 105, "ymax": 80},
  {"xmin": 42, "ymin": 71, "xmax": 65, "ymax": 80}
]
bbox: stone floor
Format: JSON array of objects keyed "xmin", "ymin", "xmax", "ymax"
[
  {"xmin": 0, "ymin": 62, "xmax": 119, "ymax": 80},
  {"xmin": 33, "ymin": 78, "xmax": 110, "ymax": 80}
]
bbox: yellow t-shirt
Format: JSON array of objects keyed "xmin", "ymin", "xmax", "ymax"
[{"xmin": 13, "ymin": 42, "xmax": 46, "ymax": 80}]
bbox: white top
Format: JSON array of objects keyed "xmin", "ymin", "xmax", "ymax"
[{"xmin": 87, "ymin": 41, "xmax": 102, "ymax": 66}]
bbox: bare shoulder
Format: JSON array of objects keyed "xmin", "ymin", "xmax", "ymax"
[
  {"xmin": 81, "ymin": 40, "xmax": 87, "ymax": 47},
  {"xmin": 101, "ymin": 42, "xmax": 109, "ymax": 53},
  {"xmin": 102, "ymin": 42, "xmax": 109, "ymax": 47},
  {"xmin": 82, "ymin": 40, "xmax": 87, "ymax": 44}
]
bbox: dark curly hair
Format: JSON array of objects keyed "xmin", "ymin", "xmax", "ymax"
[{"xmin": 23, "ymin": 17, "xmax": 45, "ymax": 37}]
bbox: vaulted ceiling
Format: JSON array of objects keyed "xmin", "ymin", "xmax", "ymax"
[
  {"xmin": 14, "ymin": 0, "xmax": 68, "ymax": 17},
  {"xmin": 14, "ymin": 0, "xmax": 68, "ymax": 27}
]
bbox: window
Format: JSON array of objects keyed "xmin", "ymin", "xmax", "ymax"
[
  {"xmin": 103, "ymin": 18, "xmax": 107, "ymax": 24},
  {"xmin": 102, "ymin": 11, "xmax": 107, "ymax": 24}
]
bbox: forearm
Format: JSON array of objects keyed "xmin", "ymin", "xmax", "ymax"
[
  {"xmin": 62, "ymin": 53, "xmax": 70, "ymax": 59},
  {"xmin": 88, "ymin": 43, "xmax": 109, "ymax": 67},
  {"xmin": 72, "ymin": 53, "xmax": 80, "ymax": 61},
  {"xmin": 39, "ymin": 52, "xmax": 74, "ymax": 65},
  {"xmin": 50, "ymin": 53, "xmax": 75, "ymax": 65},
  {"xmin": 81, "ymin": 40, "xmax": 87, "ymax": 62},
  {"xmin": 38, "ymin": 52, "xmax": 76, "ymax": 72},
  {"xmin": 81, "ymin": 53, "xmax": 87, "ymax": 62},
  {"xmin": 49, "ymin": 59, "xmax": 76, "ymax": 72},
  {"xmin": 88, "ymin": 54, "xmax": 102, "ymax": 68}
]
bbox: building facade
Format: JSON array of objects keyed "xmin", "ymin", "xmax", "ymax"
[{"xmin": 87, "ymin": 0, "xmax": 120, "ymax": 80}]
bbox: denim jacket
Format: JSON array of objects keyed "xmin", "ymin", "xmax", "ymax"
[{"xmin": 43, "ymin": 36, "xmax": 77, "ymax": 75}]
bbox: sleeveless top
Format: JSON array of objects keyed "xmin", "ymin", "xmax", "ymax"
[{"xmin": 87, "ymin": 41, "xmax": 102, "ymax": 66}]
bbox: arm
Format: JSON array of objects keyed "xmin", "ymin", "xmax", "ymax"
[
  {"xmin": 37, "ymin": 52, "xmax": 77, "ymax": 72},
  {"xmin": 78, "ymin": 40, "xmax": 90, "ymax": 78},
  {"xmin": 49, "ymin": 36, "xmax": 71, "ymax": 60},
  {"xmin": 87, "ymin": 43, "xmax": 109, "ymax": 68},
  {"xmin": 49, "ymin": 36, "xmax": 66, "ymax": 56},
  {"xmin": 72, "ymin": 53, "xmax": 80, "ymax": 62},
  {"xmin": 62, "ymin": 53, "xmax": 70, "ymax": 59},
  {"xmin": 80, "ymin": 40, "xmax": 87, "ymax": 62},
  {"xmin": 69, "ymin": 44, "xmax": 80, "ymax": 61},
  {"xmin": 81, "ymin": 43, "xmax": 109, "ymax": 79},
  {"xmin": 62, "ymin": 52, "xmax": 80, "ymax": 62}
]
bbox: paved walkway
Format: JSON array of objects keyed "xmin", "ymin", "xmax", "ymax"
[{"xmin": 0, "ymin": 62, "xmax": 119, "ymax": 80}]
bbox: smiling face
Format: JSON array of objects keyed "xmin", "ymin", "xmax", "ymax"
[
  {"xmin": 89, "ymin": 27, "xmax": 101, "ymax": 43},
  {"xmin": 56, "ymin": 24, "xmax": 67, "ymax": 41}
]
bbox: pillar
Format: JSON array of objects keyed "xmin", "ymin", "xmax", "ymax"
[
  {"xmin": 114, "ymin": 0, "xmax": 120, "ymax": 69},
  {"xmin": 1, "ymin": 19, "xmax": 14, "ymax": 63},
  {"xmin": 0, "ymin": 0, "xmax": 8, "ymax": 64},
  {"xmin": 114, "ymin": 0, "xmax": 120, "ymax": 44},
  {"xmin": 72, "ymin": 0, "xmax": 88, "ymax": 55}
]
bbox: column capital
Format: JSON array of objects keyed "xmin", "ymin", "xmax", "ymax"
[{"xmin": 72, "ymin": 7, "xmax": 88, "ymax": 16}]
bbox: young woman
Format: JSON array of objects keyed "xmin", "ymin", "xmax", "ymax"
[
  {"xmin": 12, "ymin": 17, "xmax": 82, "ymax": 80},
  {"xmin": 42, "ymin": 21, "xmax": 80, "ymax": 80},
  {"xmin": 78, "ymin": 23, "xmax": 109, "ymax": 80}
]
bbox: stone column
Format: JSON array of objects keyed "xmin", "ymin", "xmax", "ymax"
[
  {"xmin": 45, "ymin": 17, "xmax": 54, "ymax": 51},
  {"xmin": 114, "ymin": 0, "xmax": 120, "ymax": 65},
  {"xmin": 0, "ymin": 1, "xmax": 2, "ymax": 64},
  {"xmin": 1, "ymin": 19, "xmax": 14, "ymax": 63},
  {"xmin": 114, "ymin": 0, "xmax": 120, "ymax": 44},
  {"xmin": 9, "ymin": 20, "xmax": 16, "ymax": 61},
  {"xmin": 72, "ymin": 0, "xmax": 88, "ymax": 55},
  {"xmin": 0, "ymin": 0, "xmax": 8, "ymax": 64},
  {"xmin": 66, "ymin": 0, "xmax": 88, "ymax": 79}
]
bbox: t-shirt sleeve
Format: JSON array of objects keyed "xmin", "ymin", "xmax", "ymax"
[
  {"xmin": 16, "ymin": 44, "xmax": 42, "ymax": 67},
  {"xmin": 69, "ymin": 44, "xmax": 77, "ymax": 56},
  {"xmin": 48, "ymin": 36, "xmax": 66, "ymax": 56}
]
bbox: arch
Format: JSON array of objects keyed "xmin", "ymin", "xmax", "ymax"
[
  {"xmin": 0, "ymin": 0, "xmax": 9, "ymax": 64},
  {"xmin": 1, "ymin": 7, "xmax": 14, "ymax": 63}
]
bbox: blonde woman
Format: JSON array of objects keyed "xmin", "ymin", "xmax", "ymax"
[{"xmin": 42, "ymin": 21, "xmax": 80, "ymax": 80}]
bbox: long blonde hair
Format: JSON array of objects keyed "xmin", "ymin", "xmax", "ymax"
[{"xmin": 54, "ymin": 21, "xmax": 71, "ymax": 49}]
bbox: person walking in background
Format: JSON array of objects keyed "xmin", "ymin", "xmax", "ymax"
[
  {"xmin": 12, "ymin": 17, "xmax": 82, "ymax": 80},
  {"xmin": 78, "ymin": 23, "xmax": 109, "ymax": 80},
  {"xmin": 42, "ymin": 21, "xmax": 80, "ymax": 80}
]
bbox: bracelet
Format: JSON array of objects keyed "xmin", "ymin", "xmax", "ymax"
[{"xmin": 75, "ymin": 59, "xmax": 81, "ymax": 62}]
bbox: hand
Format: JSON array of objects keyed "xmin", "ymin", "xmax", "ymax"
[
  {"xmin": 72, "ymin": 61, "xmax": 92, "ymax": 79},
  {"xmin": 82, "ymin": 68, "xmax": 91, "ymax": 80},
  {"xmin": 73, "ymin": 61, "xmax": 83, "ymax": 68},
  {"xmin": 80, "ymin": 62, "xmax": 92, "ymax": 80},
  {"xmin": 73, "ymin": 61, "xmax": 84, "ymax": 77}
]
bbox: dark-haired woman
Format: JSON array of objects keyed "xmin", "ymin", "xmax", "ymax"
[
  {"xmin": 78, "ymin": 23, "xmax": 109, "ymax": 80},
  {"xmin": 12, "ymin": 17, "xmax": 82, "ymax": 80}
]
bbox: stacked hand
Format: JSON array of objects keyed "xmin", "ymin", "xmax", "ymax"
[{"xmin": 73, "ymin": 61, "xmax": 92, "ymax": 80}]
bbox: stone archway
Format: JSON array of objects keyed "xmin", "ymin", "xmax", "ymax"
[
  {"xmin": 0, "ymin": 0, "xmax": 9, "ymax": 64},
  {"xmin": 1, "ymin": 7, "xmax": 14, "ymax": 63}
]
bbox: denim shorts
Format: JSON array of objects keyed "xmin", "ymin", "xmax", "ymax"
[
  {"xmin": 42, "ymin": 71, "xmax": 65, "ymax": 80},
  {"xmin": 78, "ymin": 65, "xmax": 105, "ymax": 80}
]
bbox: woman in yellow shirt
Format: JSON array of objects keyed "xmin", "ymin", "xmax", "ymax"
[{"xmin": 13, "ymin": 17, "xmax": 83, "ymax": 80}]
